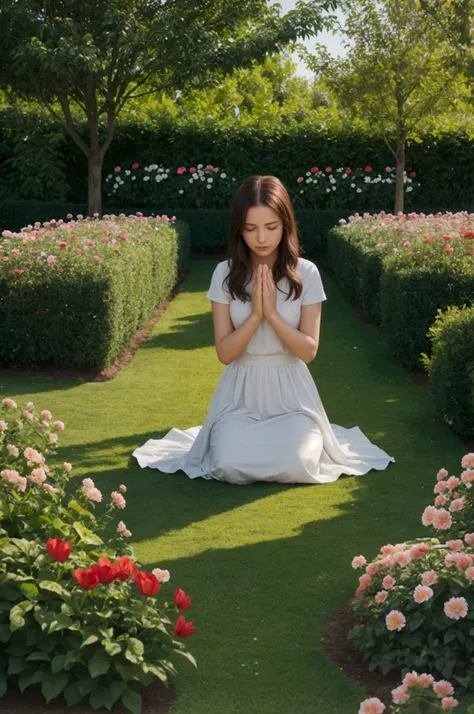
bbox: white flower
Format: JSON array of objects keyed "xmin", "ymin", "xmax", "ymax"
[
  {"xmin": 220, "ymin": 173, "xmax": 227, "ymax": 178},
  {"xmin": 125, "ymin": 170, "xmax": 131, "ymax": 176},
  {"xmin": 356, "ymin": 188, "xmax": 362, "ymax": 193},
  {"xmin": 179, "ymin": 190, "xmax": 184, "ymax": 194},
  {"xmin": 207, "ymin": 177, "xmax": 213, "ymax": 183},
  {"xmin": 351, "ymin": 183, "xmax": 355, "ymax": 188},
  {"xmin": 197, "ymin": 163, "xmax": 203, "ymax": 169},
  {"xmin": 143, "ymin": 176, "xmax": 150, "ymax": 182}
]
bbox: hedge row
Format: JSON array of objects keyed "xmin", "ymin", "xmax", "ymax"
[
  {"xmin": 0, "ymin": 215, "xmax": 190, "ymax": 370},
  {"xmin": 422, "ymin": 305, "xmax": 474, "ymax": 439},
  {"xmin": 2, "ymin": 107, "xmax": 474, "ymax": 211}
]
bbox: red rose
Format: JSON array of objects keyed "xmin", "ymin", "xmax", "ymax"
[
  {"xmin": 134, "ymin": 571, "xmax": 161, "ymax": 596},
  {"xmin": 58, "ymin": 242, "xmax": 68, "ymax": 248},
  {"xmin": 174, "ymin": 615, "xmax": 196, "ymax": 638},
  {"xmin": 46, "ymin": 538, "xmax": 71, "ymax": 562},
  {"xmin": 310, "ymin": 166, "xmax": 319, "ymax": 173},
  {"xmin": 132, "ymin": 162, "xmax": 140, "ymax": 170},
  {"xmin": 90, "ymin": 557, "xmax": 120, "ymax": 583},
  {"xmin": 74, "ymin": 567, "xmax": 100, "ymax": 590},
  {"xmin": 115, "ymin": 555, "xmax": 138, "ymax": 581},
  {"xmin": 174, "ymin": 588, "xmax": 192, "ymax": 611}
]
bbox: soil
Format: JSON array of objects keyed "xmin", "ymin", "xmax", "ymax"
[
  {"xmin": 0, "ymin": 269, "xmax": 191, "ymax": 384},
  {"xmin": 0, "ymin": 680, "xmax": 174, "ymax": 714},
  {"xmin": 323, "ymin": 596, "xmax": 401, "ymax": 706}
]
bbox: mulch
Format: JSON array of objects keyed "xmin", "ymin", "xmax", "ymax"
[
  {"xmin": 0, "ymin": 680, "xmax": 174, "ymax": 714},
  {"xmin": 0, "ymin": 269, "xmax": 191, "ymax": 384},
  {"xmin": 323, "ymin": 596, "xmax": 401, "ymax": 706}
]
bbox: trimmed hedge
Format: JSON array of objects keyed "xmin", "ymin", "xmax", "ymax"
[
  {"xmin": 421, "ymin": 305, "xmax": 474, "ymax": 439},
  {"xmin": 0, "ymin": 217, "xmax": 190, "ymax": 370}
]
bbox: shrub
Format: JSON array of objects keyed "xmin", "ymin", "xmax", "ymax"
[
  {"xmin": 358, "ymin": 671, "xmax": 460, "ymax": 713},
  {"xmin": 348, "ymin": 453, "xmax": 474, "ymax": 692},
  {"xmin": 0, "ymin": 213, "xmax": 189, "ymax": 370},
  {"xmin": 421, "ymin": 305, "xmax": 474, "ymax": 439},
  {"xmin": 0, "ymin": 397, "xmax": 196, "ymax": 713}
]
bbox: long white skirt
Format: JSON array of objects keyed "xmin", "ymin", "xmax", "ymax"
[{"xmin": 133, "ymin": 353, "xmax": 395, "ymax": 485}]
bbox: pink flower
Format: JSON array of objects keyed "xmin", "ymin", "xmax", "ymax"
[
  {"xmin": 413, "ymin": 585, "xmax": 433, "ymax": 603},
  {"xmin": 446, "ymin": 476, "xmax": 460, "ymax": 491},
  {"xmin": 365, "ymin": 166, "xmax": 373, "ymax": 172},
  {"xmin": 111, "ymin": 491, "xmax": 126, "ymax": 509},
  {"xmin": 352, "ymin": 555, "xmax": 367, "ymax": 568},
  {"xmin": 24, "ymin": 447, "xmax": 44, "ymax": 464},
  {"xmin": 375, "ymin": 590, "xmax": 388, "ymax": 604},
  {"xmin": 366, "ymin": 563, "xmax": 380, "ymax": 576},
  {"xmin": 311, "ymin": 166, "xmax": 320, "ymax": 173},
  {"xmin": 380, "ymin": 544, "xmax": 395, "ymax": 555},
  {"xmin": 461, "ymin": 469, "xmax": 474, "ymax": 486},
  {"xmin": 393, "ymin": 551, "xmax": 412, "ymax": 567},
  {"xmin": 46, "ymin": 255, "xmax": 56, "ymax": 264},
  {"xmin": 461, "ymin": 453, "xmax": 474, "ymax": 469},
  {"xmin": 437, "ymin": 468, "xmax": 449, "ymax": 481},
  {"xmin": 152, "ymin": 568, "xmax": 171, "ymax": 583},
  {"xmin": 63, "ymin": 462, "xmax": 72, "ymax": 472},
  {"xmin": 435, "ymin": 494, "xmax": 448, "ymax": 507},
  {"xmin": 189, "ymin": 167, "xmax": 196, "ymax": 174},
  {"xmin": 119, "ymin": 484, "xmax": 127, "ymax": 493},
  {"xmin": 433, "ymin": 681, "xmax": 454, "ymax": 698},
  {"xmin": 177, "ymin": 167, "xmax": 187, "ymax": 175},
  {"xmin": 385, "ymin": 610, "xmax": 406, "ymax": 631},
  {"xmin": 409, "ymin": 543, "xmax": 429, "ymax": 559},
  {"xmin": 0, "ymin": 421, "xmax": 7, "ymax": 431},
  {"xmin": 85, "ymin": 486, "xmax": 102, "ymax": 503},
  {"xmin": 82, "ymin": 478, "xmax": 94, "ymax": 490},
  {"xmin": 447, "ymin": 539, "xmax": 464, "ymax": 551},
  {"xmin": 464, "ymin": 566, "xmax": 474, "ymax": 582},
  {"xmin": 117, "ymin": 521, "xmax": 132, "ymax": 537},
  {"xmin": 43, "ymin": 483, "xmax": 60, "ymax": 494},
  {"xmin": 358, "ymin": 697, "xmax": 385, "ymax": 714},
  {"xmin": 28, "ymin": 467, "xmax": 47, "ymax": 486},
  {"xmin": 324, "ymin": 166, "xmax": 332, "ymax": 173},
  {"xmin": 434, "ymin": 481, "xmax": 448, "ymax": 494},
  {"xmin": 93, "ymin": 256, "xmax": 100, "ymax": 262},
  {"xmin": 1, "ymin": 470, "xmax": 27, "ymax": 491},
  {"xmin": 383, "ymin": 575, "xmax": 396, "ymax": 589},
  {"xmin": 403, "ymin": 241, "xmax": 411, "ymax": 248},
  {"xmin": 421, "ymin": 570, "xmax": 438, "ymax": 586},
  {"xmin": 7, "ymin": 444, "xmax": 19, "ymax": 457},
  {"xmin": 417, "ymin": 673, "xmax": 434, "ymax": 687},
  {"xmin": 455, "ymin": 553, "xmax": 473, "ymax": 570},
  {"xmin": 53, "ymin": 420, "xmax": 65, "ymax": 431},
  {"xmin": 422, "ymin": 506, "xmax": 436, "ymax": 525},
  {"xmin": 2, "ymin": 398, "xmax": 17, "ymax": 409},
  {"xmin": 359, "ymin": 574, "xmax": 372, "ymax": 590},
  {"xmin": 441, "ymin": 697, "xmax": 458, "ymax": 709},
  {"xmin": 114, "ymin": 166, "xmax": 121, "ymax": 172},
  {"xmin": 132, "ymin": 162, "xmax": 139, "ymax": 170},
  {"xmin": 297, "ymin": 177, "xmax": 304, "ymax": 183},
  {"xmin": 444, "ymin": 596, "xmax": 468, "ymax": 620},
  {"xmin": 345, "ymin": 167, "xmax": 352, "ymax": 174},
  {"xmin": 464, "ymin": 533, "xmax": 474, "ymax": 545},
  {"xmin": 432, "ymin": 509, "xmax": 452, "ymax": 530},
  {"xmin": 49, "ymin": 433, "xmax": 58, "ymax": 443},
  {"xmin": 402, "ymin": 671, "xmax": 419, "ymax": 687},
  {"xmin": 391, "ymin": 685, "xmax": 409, "ymax": 704}
]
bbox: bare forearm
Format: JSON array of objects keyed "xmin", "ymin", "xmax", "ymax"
[
  {"xmin": 216, "ymin": 312, "xmax": 261, "ymax": 364},
  {"xmin": 266, "ymin": 312, "xmax": 317, "ymax": 363}
]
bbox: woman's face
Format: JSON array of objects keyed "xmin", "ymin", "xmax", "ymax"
[{"xmin": 241, "ymin": 204, "xmax": 284, "ymax": 262}]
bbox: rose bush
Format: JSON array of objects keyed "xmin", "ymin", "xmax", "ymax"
[
  {"xmin": 0, "ymin": 398, "xmax": 196, "ymax": 713},
  {"xmin": 349, "ymin": 454, "xmax": 474, "ymax": 692},
  {"xmin": 358, "ymin": 670, "xmax": 460, "ymax": 713}
]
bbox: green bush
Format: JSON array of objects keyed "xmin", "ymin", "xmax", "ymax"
[
  {"xmin": 421, "ymin": 305, "xmax": 474, "ymax": 439},
  {"xmin": 0, "ymin": 397, "xmax": 196, "ymax": 712},
  {"xmin": 0, "ymin": 215, "xmax": 189, "ymax": 370},
  {"xmin": 381, "ymin": 255, "xmax": 474, "ymax": 370}
]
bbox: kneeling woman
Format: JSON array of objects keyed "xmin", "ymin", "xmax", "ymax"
[{"xmin": 133, "ymin": 175, "xmax": 395, "ymax": 484}]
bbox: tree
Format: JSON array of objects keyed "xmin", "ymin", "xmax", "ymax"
[
  {"xmin": 0, "ymin": 0, "xmax": 339, "ymax": 215},
  {"xmin": 300, "ymin": 0, "xmax": 461, "ymax": 212}
]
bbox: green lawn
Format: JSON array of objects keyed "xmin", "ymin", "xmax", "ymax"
[{"xmin": 0, "ymin": 260, "xmax": 469, "ymax": 714}]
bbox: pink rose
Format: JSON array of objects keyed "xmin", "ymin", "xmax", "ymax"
[
  {"xmin": 422, "ymin": 506, "xmax": 436, "ymax": 525},
  {"xmin": 447, "ymin": 539, "xmax": 464, "ymax": 551},
  {"xmin": 46, "ymin": 255, "xmax": 56, "ymax": 264},
  {"xmin": 0, "ymin": 421, "xmax": 7, "ymax": 431},
  {"xmin": 464, "ymin": 533, "xmax": 474, "ymax": 545},
  {"xmin": 385, "ymin": 610, "xmax": 406, "ymax": 631},
  {"xmin": 49, "ymin": 433, "xmax": 58, "ymax": 443},
  {"xmin": 464, "ymin": 566, "xmax": 474, "ymax": 582},
  {"xmin": 152, "ymin": 568, "xmax": 171, "ymax": 583},
  {"xmin": 352, "ymin": 555, "xmax": 367, "ymax": 569},
  {"xmin": 111, "ymin": 491, "xmax": 126, "ymax": 509},
  {"xmin": 7, "ymin": 444, "xmax": 19, "ymax": 457},
  {"xmin": 461, "ymin": 453, "xmax": 474, "ymax": 469},
  {"xmin": 432, "ymin": 509, "xmax": 452, "ymax": 530},
  {"xmin": 437, "ymin": 468, "xmax": 449, "ymax": 481},
  {"xmin": 383, "ymin": 575, "xmax": 395, "ymax": 590},
  {"xmin": 413, "ymin": 585, "xmax": 433, "ymax": 603},
  {"xmin": 391, "ymin": 685, "xmax": 409, "ymax": 705},
  {"xmin": 441, "ymin": 697, "xmax": 458, "ymax": 709},
  {"xmin": 421, "ymin": 570, "xmax": 438, "ymax": 586},
  {"xmin": 85, "ymin": 486, "xmax": 102, "ymax": 503},
  {"xmin": 359, "ymin": 697, "xmax": 385, "ymax": 714},
  {"xmin": 2, "ymin": 398, "xmax": 17, "ymax": 409},
  {"xmin": 63, "ymin": 462, "xmax": 72, "ymax": 472},
  {"xmin": 433, "ymin": 681, "xmax": 454, "ymax": 698},
  {"xmin": 444, "ymin": 596, "xmax": 468, "ymax": 620},
  {"xmin": 375, "ymin": 590, "xmax": 388, "ymax": 604}
]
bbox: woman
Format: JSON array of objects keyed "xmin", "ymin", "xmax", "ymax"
[{"xmin": 133, "ymin": 175, "xmax": 395, "ymax": 484}]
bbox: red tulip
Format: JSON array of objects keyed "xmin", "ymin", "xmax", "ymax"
[
  {"xmin": 174, "ymin": 615, "xmax": 196, "ymax": 638},
  {"xmin": 134, "ymin": 571, "xmax": 161, "ymax": 597},
  {"xmin": 115, "ymin": 555, "xmax": 137, "ymax": 581},
  {"xmin": 174, "ymin": 588, "xmax": 192, "ymax": 611},
  {"xmin": 90, "ymin": 558, "xmax": 120, "ymax": 583},
  {"xmin": 74, "ymin": 567, "xmax": 100, "ymax": 590},
  {"xmin": 46, "ymin": 538, "xmax": 71, "ymax": 562}
]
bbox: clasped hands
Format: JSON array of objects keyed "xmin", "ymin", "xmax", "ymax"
[{"xmin": 252, "ymin": 264, "xmax": 277, "ymax": 322}]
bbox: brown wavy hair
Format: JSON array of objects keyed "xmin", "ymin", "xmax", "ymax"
[{"xmin": 223, "ymin": 175, "xmax": 303, "ymax": 303}]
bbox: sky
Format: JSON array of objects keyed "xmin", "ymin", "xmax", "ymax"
[{"xmin": 272, "ymin": 0, "xmax": 348, "ymax": 77}]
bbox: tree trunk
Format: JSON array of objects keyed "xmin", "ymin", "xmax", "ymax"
[
  {"xmin": 88, "ymin": 152, "xmax": 103, "ymax": 217},
  {"xmin": 394, "ymin": 132, "xmax": 406, "ymax": 214}
]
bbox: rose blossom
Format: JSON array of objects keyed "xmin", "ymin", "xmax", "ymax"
[
  {"xmin": 7, "ymin": 444, "xmax": 19, "ymax": 457},
  {"xmin": 464, "ymin": 533, "xmax": 474, "ymax": 545},
  {"xmin": 359, "ymin": 574, "xmax": 372, "ymax": 590},
  {"xmin": 366, "ymin": 562, "xmax": 380, "ymax": 576},
  {"xmin": 84, "ymin": 486, "xmax": 102, "ymax": 503},
  {"xmin": 41, "ymin": 410, "xmax": 52, "ymax": 420},
  {"xmin": 433, "ymin": 681, "xmax": 454, "ymax": 698},
  {"xmin": 53, "ymin": 420, "xmax": 65, "ymax": 431},
  {"xmin": 464, "ymin": 566, "xmax": 474, "ymax": 582},
  {"xmin": 63, "ymin": 462, "xmax": 72, "ymax": 472},
  {"xmin": 455, "ymin": 553, "xmax": 473, "ymax": 570},
  {"xmin": 437, "ymin": 468, "xmax": 449, "ymax": 481},
  {"xmin": 461, "ymin": 453, "xmax": 474, "ymax": 469},
  {"xmin": 402, "ymin": 671, "xmax": 419, "ymax": 687},
  {"xmin": 449, "ymin": 498, "xmax": 465, "ymax": 512},
  {"xmin": 28, "ymin": 467, "xmax": 47, "ymax": 486},
  {"xmin": 391, "ymin": 685, "xmax": 409, "ymax": 705},
  {"xmin": 380, "ymin": 544, "xmax": 396, "ymax": 555},
  {"xmin": 383, "ymin": 575, "xmax": 396, "ymax": 589},
  {"xmin": 393, "ymin": 551, "xmax": 412, "ymax": 567},
  {"xmin": 422, "ymin": 505, "xmax": 436, "ymax": 525},
  {"xmin": 352, "ymin": 555, "xmax": 367, "ymax": 568},
  {"xmin": 409, "ymin": 543, "xmax": 430, "ymax": 559},
  {"xmin": 421, "ymin": 570, "xmax": 438, "ymax": 586},
  {"xmin": 119, "ymin": 484, "xmax": 127, "ymax": 493},
  {"xmin": 413, "ymin": 585, "xmax": 433, "ymax": 603},
  {"xmin": 447, "ymin": 539, "xmax": 464, "ymax": 551},
  {"xmin": 444, "ymin": 596, "xmax": 468, "ymax": 620},
  {"xmin": 117, "ymin": 521, "xmax": 132, "ymax": 537},
  {"xmin": 111, "ymin": 491, "xmax": 126, "ymax": 509},
  {"xmin": 375, "ymin": 590, "xmax": 388, "ymax": 604},
  {"xmin": 82, "ymin": 478, "xmax": 95, "ymax": 489},
  {"xmin": 0, "ymin": 421, "xmax": 7, "ymax": 431},
  {"xmin": 386, "ymin": 610, "xmax": 406, "ymax": 631},
  {"xmin": 359, "ymin": 697, "xmax": 386, "ymax": 714},
  {"xmin": 24, "ymin": 447, "xmax": 44, "ymax": 464},
  {"xmin": 441, "ymin": 697, "xmax": 458, "ymax": 709},
  {"xmin": 417, "ymin": 673, "xmax": 434, "ymax": 687},
  {"xmin": 2, "ymin": 398, "xmax": 17, "ymax": 408},
  {"xmin": 435, "ymin": 494, "xmax": 448, "ymax": 507},
  {"xmin": 432, "ymin": 509, "xmax": 452, "ymax": 530}
]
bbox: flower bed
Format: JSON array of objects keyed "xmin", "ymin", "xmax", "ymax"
[
  {"xmin": 349, "ymin": 453, "xmax": 474, "ymax": 694},
  {"xmin": 0, "ymin": 397, "xmax": 196, "ymax": 713},
  {"xmin": 327, "ymin": 211, "xmax": 474, "ymax": 368},
  {"xmin": 0, "ymin": 213, "xmax": 189, "ymax": 370}
]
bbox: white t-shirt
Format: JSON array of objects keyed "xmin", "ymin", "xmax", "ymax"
[{"xmin": 206, "ymin": 257, "xmax": 327, "ymax": 356}]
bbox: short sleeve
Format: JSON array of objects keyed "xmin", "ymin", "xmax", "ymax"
[
  {"xmin": 206, "ymin": 261, "xmax": 232, "ymax": 304},
  {"xmin": 301, "ymin": 261, "xmax": 327, "ymax": 305}
]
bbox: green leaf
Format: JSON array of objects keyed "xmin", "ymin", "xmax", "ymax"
[
  {"xmin": 41, "ymin": 671, "xmax": 68, "ymax": 703},
  {"xmin": 64, "ymin": 682, "xmax": 84, "ymax": 707},
  {"xmin": 68, "ymin": 500, "xmax": 95, "ymax": 519},
  {"xmin": 73, "ymin": 521, "xmax": 103, "ymax": 546},
  {"xmin": 173, "ymin": 648, "xmax": 198, "ymax": 668},
  {"xmin": 444, "ymin": 630, "xmax": 457, "ymax": 644},
  {"xmin": 26, "ymin": 651, "xmax": 51, "ymax": 662},
  {"xmin": 122, "ymin": 687, "xmax": 142, "ymax": 714},
  {"xmin": 81, "ymin": 633, "xmax": 99, "ymax": 648},
  {"xmin": 10, "ymin": 600, "xmax": 34, "ymax": 631},
  {"xmin": 52, "ymin": 517, "xmax": 70, "ymax": 536},
  {"xmin": 48, "ymin": 613, "xmax": 74, "ymax": 634},
  {"xmin": 51, "ymin": 654, "xmax": 67, "ymax": 673},
  {"xmin": 89, "ymin": 686, "xmax": 115, "ymax": 711},
  {"xmin": 38, "ymin": 580, "xmax": 66, "ymax": 597},
  {"xmin": 103, "ymin": 639, "xmax": 122, "ymax": 657},
  {"xmin": 88, "ymin": 654, "xmax": 110, "ymax": 678},
  {"xmin": 8, "ymin": 656, "xmax": 27, "ymax": 675},
  {"xmin": 19, "ymin": 582, "xmax": 39, "ymax": 600},
  {"xmin": 18, "ymin": 668, "xmax": 44, "ymax": 693},
  {"xmin": 127, "ymin": 638, "xmax": 144, "ymax": 657},
  {"xmin": 0, "ymin": 625, "xmax": 11, "ymax": 643}
]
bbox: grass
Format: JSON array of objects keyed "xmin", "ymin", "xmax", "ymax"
[{"xmin": 0, "ymin": 260, "xmax": 470, "ymax": 714}]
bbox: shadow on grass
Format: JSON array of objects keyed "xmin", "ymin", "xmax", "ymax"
[{"xmin": 141, "ymin": 313, "xmax": 215, "ymax": 351}]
